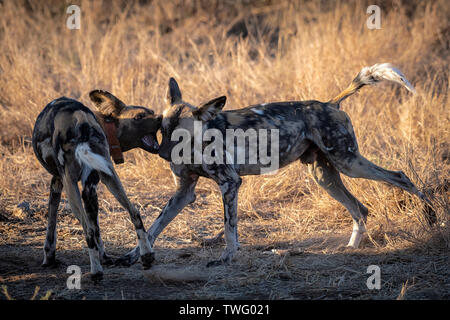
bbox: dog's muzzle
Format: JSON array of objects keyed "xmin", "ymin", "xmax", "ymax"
[
  {"xmin": 142, "ymin": 134, "xmax": 159, "ymax": 153},
  {"xmin": 158, "ymin": 148, "xmax": 171, "ymax": 161}
]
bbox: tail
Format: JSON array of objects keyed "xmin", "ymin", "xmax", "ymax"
[
  {"xmin": 330, "ymin": 63, "xmax": 416, "ymax": 106},
  {"xmin": 73, "ymin": 121, "xmax": 113, "ymax": 176},
  {"xmin": 75, "ymin": 142, "xmax": 113, "ymax": 176}
]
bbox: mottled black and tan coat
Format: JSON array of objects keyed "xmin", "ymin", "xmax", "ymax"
[
  {"xmin": 119, "ymin": 63, "xmax": 434, "ymax": 267},
  {"xmin": 32, "ymin": 91, "xmax": 161, "ymax": 279}
]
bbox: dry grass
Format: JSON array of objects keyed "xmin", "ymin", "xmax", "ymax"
[{"xmin": 0, "ymin": 0, "xmax": 448, "ymax": 299}]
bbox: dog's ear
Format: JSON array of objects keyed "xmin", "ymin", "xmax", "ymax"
[
  {"xmin": 166, "ymin": 77, "xmax": 182, "ymax": 105},
  {"xmin": 89, "ymin": 90, "xmax": 126, "ymax": 117},
  {"xmin": 192, "ymin": 96, "xmax": 226, "ymax": 121}
]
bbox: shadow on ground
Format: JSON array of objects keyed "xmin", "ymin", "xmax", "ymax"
[{"xmin": 1, "ymin": 233, "xmax": 448, "ymax": 300}]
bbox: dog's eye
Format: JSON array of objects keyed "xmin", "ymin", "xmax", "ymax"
[{"xmin": 134, "ymin": 113, "xmax": 146, "ymax": 120}]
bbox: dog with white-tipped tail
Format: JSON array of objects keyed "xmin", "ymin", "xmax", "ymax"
[
  {"xmin": 119, "ymin": 63, "xmax": 435, "ymax": 268},
  {"xmin": 32, "ymin": 91, "xmax": 161, "ymax": 280}
]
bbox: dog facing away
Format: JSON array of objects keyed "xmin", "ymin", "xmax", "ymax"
[
  {"xmin": 118, "ymin": 63, "xmax": 434, "ymax": 268},
  {"xmin": 32, "ymin": 90, "xmax": 161, "ymax": 279}
]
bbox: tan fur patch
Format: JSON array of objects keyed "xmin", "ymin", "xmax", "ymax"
[{"xmin": 225, "ymin": 113, "xmax": 245, "ymax": 126}]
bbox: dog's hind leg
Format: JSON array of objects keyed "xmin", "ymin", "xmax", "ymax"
[
  {"xmin": 308, "ymin": 152, "xmax": 368, "ymax": 248},
  {"xmin": 42, "ymin": 176, "xmax": 63, "ymax": 267},
  {"xmin": 338, "ymin": 153, "xmax": 425, "ymax": 198},
  {"xmin": 81, "ymin": 170, "xmax": 113, "ymax": 266},
  {"xmin": 334, "ymin": 153, "xmax": 436, "ymax": 225},
  {"xmin": 63, "ymin": 174, "xmax": 103, "ymax": 280},
  {"xmin": 98, "ymin": 169, "xmax": 154, "ymax": 269},
  {"xmin": 115, "ymin": 173, "xmax": 199, "ymax": 267}
]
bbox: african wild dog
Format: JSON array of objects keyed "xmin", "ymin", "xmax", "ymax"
[
  {"xmin": 117, "ymin": 63, "xmax": 435, "ymax": 267},
  {"xmin": 32, "ymin": 91, "xmax": 161, "ymax": 279}
]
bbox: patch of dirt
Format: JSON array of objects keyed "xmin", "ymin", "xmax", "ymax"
[{"xmin": 1, "ymin": 219, "xmax": 449, "ymax": 300}]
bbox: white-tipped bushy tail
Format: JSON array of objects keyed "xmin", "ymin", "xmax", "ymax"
[
  {"xmin": 330, "ymin": 63, "xmax": 416, "ymax": 105},
  {"xmin": 75, "ymin": 142, "xmax": 113, "ymax": 176}
]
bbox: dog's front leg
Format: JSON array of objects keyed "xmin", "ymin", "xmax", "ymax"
[
  {"xmin": 147, "ymin": 173, "xmax": 199, "ymax": 243},
  {"xmin": 114, "ymin": 173, "xmax": 198, "ymax": 267},
  {"xmin": 207, "ymin": 168, "xmax": 242, "ymax": 267}
]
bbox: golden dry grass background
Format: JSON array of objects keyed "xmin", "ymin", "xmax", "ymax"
[{"xmin": 0, "ymin": 0, "xmax": 449, "ymax": 299}]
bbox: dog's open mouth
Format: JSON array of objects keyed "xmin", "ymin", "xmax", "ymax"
[{"xmin": 142, "ymin": 134, "xmax": 159, "ymax": 153}]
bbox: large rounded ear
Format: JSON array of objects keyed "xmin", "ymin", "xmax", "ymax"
[
  {"xmin": 89, "ymin": 90, "xmax": 126, "ymax": 117},
  {"xmin": 166, "ymin": 77, "xmax": 182, "ymax": 105},
  {"xmin": 192, "ymin": 96, "xmax": 226, "ymax": 121}
]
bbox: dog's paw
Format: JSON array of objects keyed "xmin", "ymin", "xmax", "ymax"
[
  {"xmin": 141, "ymin": 252, "xmax": 155, "ymax": 270},
  {"xmin": 207, "ymin": 249, "xmax": 235, "ymax": 267},
  {"xmin": 114, "ymin": 250, "xmax": 140, "ymax": 267},
  {"xmin": 101, "ymin": 254, "xmax": 114, "ymax": 266},
  {"xmin": 90, "ymin": 271, "xmax": 104, "ymax": 283},
  {"xmin": 41, "ymin": 257, "xmax": 59, "ymax": 268}
]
